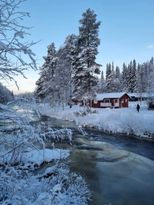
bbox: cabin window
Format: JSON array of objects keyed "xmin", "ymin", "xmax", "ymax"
[
  {"xmin": 121, "ymin": 100, "xmax": 124, "ymax": 103},
  {"xmin": 125, "ymin": 99, "xmax": 127, "ymax": 102}
]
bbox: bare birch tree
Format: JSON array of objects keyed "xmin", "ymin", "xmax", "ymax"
[{"xmin": 0, "ymin": 0, "xmax": 37, "ymax": 85}]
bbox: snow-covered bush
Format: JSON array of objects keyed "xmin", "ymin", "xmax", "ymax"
[
  {"xmin": 0, "ymin": 101, "xmax": 73, "ymax": 165},
  {"xmin": 41, "ymin": 128, "xmax": 72, "ymax": 144},
  {"xmin": 74, "ymin": 107, "xmax": 97, "ymax": 117},
  {"xmin": 0, "ymin": 83, "xmax": 14, "ymax": 103},
  {"xmin": 0, "ymin": 103, "xmax": 43, "ymax": 165},
  {"xmin": 0, "ymin": 102, "xmax": 90, "ymax": 205},
  {"xmin": 0, "ymin": 164, "xmax": 90, "ymax": 205}
]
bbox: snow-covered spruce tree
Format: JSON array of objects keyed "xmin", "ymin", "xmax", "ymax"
[
  {"xmin": 105, "ymin": 63, "xmax": 111, "ymax": 77},
  {"xmin": 0, "ymin": 83, "xmax": 14, "ymax": 103},
  {"xmin": 35, "ymin": 71, "xmax": 46, "ymax": 101},
  {"xmin": 64, "ymin": 34, "xmax": 78, "ymax": 101},
  {"xmin": 35, "ymin": 43, "xmax": 58, "ymax": 103},
  {"xmin": 127, "ymin": 60, "xmax": 137, "ymax": 93},
  {"xmin": 147, "ymin": 57, "xmax": 154, "ymax": 94},
  {"xmin": 72, "ymin": 9, "xmax": 101, "ymax": 103},
  {"xmin": 0, "ymin": 0, "xmax": 37, "ymax": 84},
  {"xmin": 146, "ymin": 57, "xmax": 154, "ymax": 107},
  {"xmin": 55, "ymin": 35, "xmax": 78, "ymax": 106},
  {"xmin": 136, "ymin": 59, "xmax": 153, "ymax": 98},
  {"xmin": 121, "ymin": 63, "xmax": 129, "ymax": 92},
  {"xmin": 115, "ymin": 66, "xmax": 122, "ymax": 91},
  {"xmin": 35, "ymin": 36, "xmax": 78, "ymax": 107},
  {"xmin": 136, "ymin": 63, "xmax": 147, "ymax": 100},
  {"xmin": 106, "ymin": 62, "xmax": 118, "ymax": 92},
  {"xmin": 105, "ymin": 63, "xmax": 111, "ymax": 92},
  {"xmin": 98, "ymin": 70, "xmax": 106, "ymax": 93}
]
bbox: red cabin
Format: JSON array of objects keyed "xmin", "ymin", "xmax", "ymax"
[{"xmin": 92, "ymin": 92, "xmax": 130, "ymax": 108}]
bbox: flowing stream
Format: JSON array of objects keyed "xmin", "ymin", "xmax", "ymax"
[
  {"xmin": 69, "ymin": 138, "xmax": 154, "ymax": 205},
  {"xmin": 2, "ymin": 105, "xmax": 154, "ymax": 205},
  {"xmin": 42, "ymin": 116, "xmax": 154, "ymax": 205}
]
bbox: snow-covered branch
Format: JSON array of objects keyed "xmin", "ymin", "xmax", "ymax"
[{"xmin": 0, "ymin": 0, "xmax": 37, "ymax": 83}]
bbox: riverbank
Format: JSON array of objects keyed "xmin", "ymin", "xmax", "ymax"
[
  {"xmin": 0, "ymin": 102, "xmax": 90, "ymax": 205},
  {"xmin": 38, "ymin": 101, "xmax": 154, "ymax": 141}
]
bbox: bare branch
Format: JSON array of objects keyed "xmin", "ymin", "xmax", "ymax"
[{"xmin": 0, "ymin": 0, "xmax": 37, "ymax": 83}]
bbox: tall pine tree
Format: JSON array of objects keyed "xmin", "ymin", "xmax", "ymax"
[
  {"xmin": 35, "ymin": 43, "xmax": 57, "ymax": 102},
  {"xmin": 72, "ymin": 9, "xmax": 101, "ymax": 102},
  {"xmin": 55, "ymin": 35, "xmax": 77, "ymax": 105}
]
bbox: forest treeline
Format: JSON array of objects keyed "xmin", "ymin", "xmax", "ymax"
[
  {"xmin": 35, "ymin": 9, "xmax": 154, "ymax": 106},
  {"xmin": 99, "ymin": 57, "xmax": 154, "ymax": 94}
]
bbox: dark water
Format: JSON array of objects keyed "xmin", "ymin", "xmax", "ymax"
[
  {"xmin": 69, "ymin": 138, "xmax": 154, "ymax": 205},
  {"xmin": 40, "ymin": 116, "xmax": 154, "ymax": 205},
  {"xmin": 87, "ymin": 131, "xmax": 154, "ymax": 160}
]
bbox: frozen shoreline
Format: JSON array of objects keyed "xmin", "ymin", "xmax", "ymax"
[{"xmin": 38, "ymin": 101, "xmax": 154, "ymax": 140}]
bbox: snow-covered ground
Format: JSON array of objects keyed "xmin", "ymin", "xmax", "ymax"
[
  {"xmin": 23, "ymin": 148, "xmax": 69, "ymax": 165},
  {"xmin": 39, "ymin": 101, "xmax": 154, "ymax": 138},
  {"xmin": 0, "ymin": 102, "xmax": 90, "ymax": 205},
  {"xmin": 0, "ymin": 162, "xmax": 90, "ymax": 205}
]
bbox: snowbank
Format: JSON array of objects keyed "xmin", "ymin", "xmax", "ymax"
[{"xmin": 39, "ymin": 102, "xmax": 154, "ymax": 137}]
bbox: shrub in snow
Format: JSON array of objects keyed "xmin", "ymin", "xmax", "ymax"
[
  {"xmin": 0, "ymin": 102, "xmax": 90, "ymax": 204},
  {"xmin": 41, "ymin": 127, "xmax": 72, "ymax": 144},
  {"xmin": 0, "ymin": 103, "xmax": 44, "ymax": 165},
  {"xmin": 0, "ymin": 164, "xmax": 90, "ymax": 205}
]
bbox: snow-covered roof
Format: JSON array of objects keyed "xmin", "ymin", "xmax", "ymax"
[{"xmin": 96, "ymin": 92, "xmax": 128, "ymax": 100}]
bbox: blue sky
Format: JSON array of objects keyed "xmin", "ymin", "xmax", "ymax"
[{"xmin": 10, "ymin": 0, "xmax": 154, "ymax": 93}]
